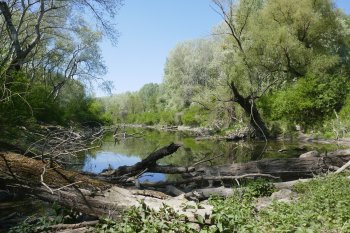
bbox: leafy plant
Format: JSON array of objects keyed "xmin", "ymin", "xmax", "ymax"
[
  {"xmin": 9, "ymin": 203, "xmax": 83, "ymax": 233},
  {"xmin": 94, "ymin": 200, "xmax": 195, "ymax": 233},
  {"xmin": 244, "ymin": 178, "xmax": 277, "ymax": 198}
]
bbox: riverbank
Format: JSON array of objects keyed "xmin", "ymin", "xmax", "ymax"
[
  {"xmin": 5, "ymin": 173, "xmax": 350, "ymax": 232},
  {"xmin": 4, "ymin": 124, "xmax": 350, "ymax": 232},
  {"xmin": 110, "ymin": 123, "xmax": 350, "ymax": 146}
]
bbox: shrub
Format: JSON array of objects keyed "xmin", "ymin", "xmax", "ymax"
[{"xmin": 182, "ymin": 105, "xmax": 210, "ymax": 127}]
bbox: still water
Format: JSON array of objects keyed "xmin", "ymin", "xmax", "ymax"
[
  {"xmin": 80, "ymin": 128, "xmax": 344, "ymax": 182},
  {"xmin": 1, "ymin": 128, "xmax": 346, "ymax": 229}
]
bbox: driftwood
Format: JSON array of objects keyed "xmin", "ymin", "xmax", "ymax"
[
  {"xmin": 2, "ymin": 138, "xmax": 350, "ymax": 230},
  {"xmin": 49, "ymin": 220, "xmax": 99, "ymax": 231},
  {"xmin": 140, "ymin": 174, "xmax": 279, "ymax": 188},
  {"xmin": 0, "ymin": 152, "xmax": 212, "ymax": 221},
  {"xmin": 183, "ymin": 179, "xmax": 312, "ymax": 200},
  {"xmin": 98, "ymin": 143, "xmax": 350, "ymax": 187},
  {"xmin": 99, "ymin": 143, "xmax": 195, "ymax": 182},
  {"xmin": 335, "ymin": 160, "xmax": 350, "ymax": 174},
  {"xmin": 194, "ymin": 154, "xmax": 350, "ymax": 181},
  {"xmin": 195, "ymin": 134, "xmax": 246, "ymax": 142}
]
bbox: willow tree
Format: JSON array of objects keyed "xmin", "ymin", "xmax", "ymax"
[
  {"xmin": 163, "ymin": 39, "xmax": 220, "ymax": 110},
  {"xmin": 212, "ymin": 0, "xmax": 349, "ymax": 138}
]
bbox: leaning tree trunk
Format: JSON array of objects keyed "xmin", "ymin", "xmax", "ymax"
[{"xmin": 229, "ymin": 81, "xmax": 270, "ymax": 139}]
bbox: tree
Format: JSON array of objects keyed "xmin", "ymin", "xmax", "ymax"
[
  {"xmin": 0, "ymin": 0, "xmax": 122, "ymax": 102},
  {"xmin": 163, "ymin": 39, "xmax": 220, "ymax": 110},
  {"xmin": 138, "ymin": 83, "xmax": 160, "ymax": 112},
  {"xmin": 212, "ymin": 0, "xmax": 349, "ymax": 138}
]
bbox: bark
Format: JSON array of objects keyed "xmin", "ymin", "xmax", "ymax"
[
  {"xmin": 100, "ymin": 143, "xmax": 350, "ymax": 188},
  {"xmin": 0, "ymin": 1, "xmax": 43, "ymax": 73},
  {"xmin": 140, "ymin": 174, "xmax": 278, "ymax": 188},
  {"xmin": 100, "ymin": 143, "xmax": 183, "ymax": 178},
  {"xmin": 183, "ymin": 179, "xmax": 311, "ymax": 200},
  {"xmin": 195, "ymin": 155, "xmax": 350, "ymax": 181},
  {"xmin": 229, "ymin": 81, "xmax": 270, "ymax": 139},
  {"xmin": 0, "ymin": 152, "xmax": 212, "ymax": 221},
  {"xmin": 49, "ymin": 220, "xmax": 99, "ymax": 231}
]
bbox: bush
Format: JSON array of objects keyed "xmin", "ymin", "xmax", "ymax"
[
  {"xmin": 159, "ymin": 111, "xmax": 176, "ymax": 125},
  {"xmin": 260, "ymin": 74, "xmax": 348, "ymax": 132},
  {"xmin": 182, "ymin": 105, "xmax": 210, "ymax": 127},
  {"xmin": 94, "ymin": 201, "xmax": 195, "ymax": 233},
  {"xmin": 27, "ymin": 85, "xmax": 63, "ymax": 123}
]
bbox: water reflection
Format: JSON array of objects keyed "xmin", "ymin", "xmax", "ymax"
[
  {"xmin": 83, "ymin": 152, "xmax": 140, "ymax": 173},
  {"xmin": 80, "ymin": 128, "xmax": 346, "ymax": 182},
  {"xmin": 82, "ymin": 151, "xmax": 166, "ymax": 182}
]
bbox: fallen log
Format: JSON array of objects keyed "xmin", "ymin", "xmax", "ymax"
[
  {"xmin": 98, "ymin": 144, "xmax": 350, "ymax": 187},
  {"xmin": 49, "ymin": 220, "xmax": 99, "ymax": 231},
  {"xmin": 140, "ymin": 174, "xmax": 279, "ymax": 188},
  {"xmin": 0, "ymin": 152, "xmax": 212, "ymax": 221},
  {"xmin": 195, "ymin": 155, "xmax": 350, "ymax": 181},
  {"xmin": 2, "ymin": 144, "xmax": 350, "ymax": 227},
  {"xmin": 100, "ymin": 143, "xmax": 182, "ymax": 178},
  {"xmin": 183, "ymin": 179, "xmax": 312, "ymax": 200},
  {"xmin": 195, "ymin": 134, "xmax": 246, "ymax": 142}
]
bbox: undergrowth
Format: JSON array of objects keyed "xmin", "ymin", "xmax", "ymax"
[
  {"xmin": 93, "ymin": 175, "xmax": 350, "ymax": 233},
  {"xmin": 8, "ymin": 202, "xmax": 81, "ymax": 233},
  {"xmin": 11, "ymin": 175, "xmax": 350, "ymax": 232}
]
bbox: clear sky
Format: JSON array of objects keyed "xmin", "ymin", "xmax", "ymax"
[{"xmin": 98, "ymin": 0, "xmax": 350, "ymax": 96}]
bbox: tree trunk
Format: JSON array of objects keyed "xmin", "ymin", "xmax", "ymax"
[
  {"xmin": 0, "ymin": 152, "xmax": 212, "ymax": 221},
  {"xmin": 229, "ymin": 81, "xmax": 270, "ymax": 139},
  {"xmin": 195, "ymin": 154, "xmax": 350, "ymax": 181}
]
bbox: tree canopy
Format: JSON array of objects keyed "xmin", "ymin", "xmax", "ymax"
[
  {"xmin": 101, "ymin": 0, "xmax": 350, "ymax": 138},
  {"xmin": 0, "ymin": 0, "xmax": 122, "ymax": 129}
]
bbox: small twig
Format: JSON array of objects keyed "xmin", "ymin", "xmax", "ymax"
[
  {"xmin": 335, "ymin": 160, "xmax": 350, "ymax": 174},
  {"xmin": 136, "ymin": 168, "xmax": 148, "ymax": 179},
  {"xmin": 53, "ymin": 181, "xmax": 83, "ymax": 192},
  {"xmin": 192, "ymin": 154, "xmax": 223, "ymax": 167},
  {"xmin": 40, "ymin": 165, "xmax": 53, "ymax": 194}
]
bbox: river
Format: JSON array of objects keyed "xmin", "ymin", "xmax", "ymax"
[
  {"xmin": 79, "ymin": 128, "xmax": 344, "ymax": 182},
  {"xmin": 0, "ymin": 127, "xmax": 346, "ymax": 230}
]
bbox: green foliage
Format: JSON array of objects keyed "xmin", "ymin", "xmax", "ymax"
[
  {"xmin": 0, "ymin": 74, "xmax": 111, "ymax": 136},
  {"xmin": 257, "ymin": 174, "xmax": 350, "ymax": 232},
  {"xmin": 27, "ymin": 85, "xmax": 63, "ymax": 123},
  {"xmin": 163, "ymin": 39, "xmax": 220, "ymax": 110},
  {"xmin": 243, "ymin": 178, "xmax": 277, "ymax": 198},
  {"xmin": 0, "ymin": 74, "xmax": 33, "ymax": 128},
  {"xmin": 208, "ymin": 194, "xmax": 257, "ymax": 233},
  {"xmin": 100, "ymin": 0, "xmax": 350, "ymax": 136},
  {"xmin": 94, "ymin": 201, "xmax": 195, "ymax": 233},
  {"xmin": 128, "ymin": 112, "xmax": 160, "ymax": 125},
  {"xmin": 182, "ymin": 105, "xmax": 210, "ymax": 127},
  {"xmin": 8, "ymin": 217, "xmax": 54, "ymax": 233},
  {"xmin": 260, "ymin": 74, "xmax": 348, "ymax": 131},
  {"xmin": 8, "ymin": 203, "xmax": 79, "ymax": 233},
  {"xmin": 91, "ymin": 174, "xmax": 350, "ymax": 232},
  {"xmin": 57, "ymin": 81, "xmax": 113, "ymax": 125},
  {"xmin": 0, "ymin": 73, "xmax": 61, "ymax": 128},
  {"xmin": 205, "ymin": 174, "xmax": 350, "ymax": 232},
  {"xmin": 339, "ymin": 95, "xmax": 350, "ymax": 125}
]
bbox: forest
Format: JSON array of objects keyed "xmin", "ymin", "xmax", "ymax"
[
  {"xmin": 102, "ymin": 0, "xmax": 350, "ymax": 139},
  {"xmin": 1, "ymin": 0, "xmax": 350, "ymax": 232}
]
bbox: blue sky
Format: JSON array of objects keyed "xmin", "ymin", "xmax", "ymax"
[{"xmin": 98, "ymin": 0, "xmax": 350, "ymax": 96}]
